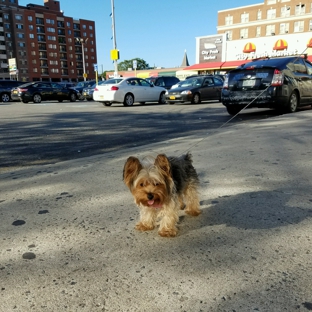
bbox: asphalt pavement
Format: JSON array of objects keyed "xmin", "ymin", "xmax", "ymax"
[{"xmin": 1, "ymin": 109, "xmax": 312, "ymax": 312}]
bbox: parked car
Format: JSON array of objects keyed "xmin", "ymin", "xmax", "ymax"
[
  {"xmin": 0, "ymin": 80, "xmax": 24, "ymax": 102},
  {"xmin": 221, "ymin": 55, "xmax": 312, "ymax": 115},
  {"xmin": 165, "ymin": 75, "xmax": 223, "ymax": 104},
  {"xmin": 73, "ymin": 80, "xmax": 96, "ymax": 99},
  {"xmin": 11, "ymin": 82, "xmax": 79, "ymax": 103},
  {"xmin": 145, "ymin": 76, "xmax": 180, "ymax": 90},
  {"xmin": 93, "ymin": 77, "xmax": 167, "ymax": 106},
  {"xmin": 82, "ymin": 79, "xmax": 121, "ymax": 101}
]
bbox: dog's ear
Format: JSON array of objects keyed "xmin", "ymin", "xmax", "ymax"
[
  {"xmin": 123, "ymin": 156, "xmax": 142, "ymax": 188},
  {"xmin": 154, "ymin": 154, "xmax": 171, "ymax": 177}
]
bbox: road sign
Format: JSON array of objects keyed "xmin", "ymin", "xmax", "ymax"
[
  {"xmin": 94, "ymin": 64, "xmax": 98, "ymax": 71},
  {"xmin": 133, "ymin": 60, "xmax": 137, "ymax": 69},
  {"xmin": 83, "ymin": 73, "xmax": 87, "ymax": 78}
]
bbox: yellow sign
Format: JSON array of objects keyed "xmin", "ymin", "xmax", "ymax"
[
  {"xmin": 83, "ymin": 73, "xmax": 87, "ymax": 78},
  {"xmin": 110, "ymin": 49, "xmax": 120, "ymax": 60}
]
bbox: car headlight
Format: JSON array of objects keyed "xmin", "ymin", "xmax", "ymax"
[
  {"xmin": 165, "ymin": 90, "xmax": 169, "ymax": 95},
  {"xmin": 181, "ymin": 90, "xmax": 192, "ymax": 95}
]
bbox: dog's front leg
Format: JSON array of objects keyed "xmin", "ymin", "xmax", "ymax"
[
  {"xmin": 158, "ymin": 200, "xmax": 179, "ymax": 237},
  {"xmin": 135, "ymin": 206, "xmax": 157, "ymax": 231}
]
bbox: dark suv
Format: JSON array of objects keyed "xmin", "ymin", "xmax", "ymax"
[
  {"xmin": 0, "ymin": 80, "xmax": 24, "ymax": 102},
  {"xmin": 221, "ymin": 55, "xmax": 312, "ymax": 115},
  {"xmin": 146, "ymin": 76, "xmax": 180, "ymax": 90}
]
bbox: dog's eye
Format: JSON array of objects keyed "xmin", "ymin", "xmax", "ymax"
[
  {"xmin": 140, "ymin": 183, "xmax": 144, "ymax": 187},
  {"xmin": 154, "ymin": 182, "xmax": 159, "ymax": 186}
]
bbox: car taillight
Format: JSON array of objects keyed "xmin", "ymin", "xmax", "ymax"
[
  {"xmin": 271, "ymin": 69, "xmax": 283, "ymax": 86},
  {"xmin": 18, "ymin": 88, "xmax": 28, "ymax": 92},
  {"xmin": 111, "ymin": 86, "xmax": 119, "ymax": 91},
  {"xmin": 222, "ymin": 75, "xmax": 229, "ymax": 89},
  {"xmin": 94, "ymin": 87, "xmax": 99, "ymax": 91}
]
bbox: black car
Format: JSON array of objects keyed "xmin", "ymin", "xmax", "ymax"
[
  {"xmin": 11, "ymin": 82, "xmax": 79, "ymax": 103},
  {"xmin": 73, "ymin": 80, "xmax": 96, "ymax": 99},
  {"xmin": 165, "ymin": 75, "xmax": 223, "ymax": 104},
  {"xmin": 221, "ymin": 55, "xmax": 312, "ymax": 115},
  {"xmin": 146, "ymin": 76, "xmax": 180, "ymax": 90},
  {"xmin": 0, "ymin": 80, "xmax": 24, "ymax": 102}
]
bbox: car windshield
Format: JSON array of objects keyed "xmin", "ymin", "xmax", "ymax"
[{"xmin": 178, "ymin": 77, "xmax": 204, "ymax": 87}]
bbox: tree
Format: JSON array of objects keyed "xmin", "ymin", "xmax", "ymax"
[{"xmin": 118, "ymin": 58, "xmax": 150, "ymax": 71}]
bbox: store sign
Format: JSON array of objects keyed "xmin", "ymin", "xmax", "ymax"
[{"xmin": 199, "ymin": 35, "xmax": 223, "ymax": 63}]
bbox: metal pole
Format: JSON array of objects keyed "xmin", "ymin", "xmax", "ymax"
[
  {"xmin": 81, "ymin": 39, "xmax": 86, "ymax": 81},
  {"xmin": 111, "ymin": 0, "xmax": 118, "ymax": 77}
]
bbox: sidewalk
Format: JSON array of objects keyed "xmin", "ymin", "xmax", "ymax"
[{"xmin": 1, "ymin": 110, "xmax": 312, "ymax": 312}]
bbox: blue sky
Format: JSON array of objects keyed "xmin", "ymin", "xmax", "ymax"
[{"xmin": 19, "ymin": 0, "xmax": 261, "ymax": 72}]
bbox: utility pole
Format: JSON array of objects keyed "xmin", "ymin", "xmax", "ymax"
[
  {"xmin": 76, "ymin": 37, "xmax": 88, "ymax": 81},
  {"xmin": 111, "ymin": 0, "xmax": 119, "ymax": 77}
]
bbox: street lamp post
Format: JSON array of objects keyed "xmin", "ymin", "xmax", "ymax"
[{"xmin": 76, "ymin": 38, "xmax": 88, "ymax": 81}]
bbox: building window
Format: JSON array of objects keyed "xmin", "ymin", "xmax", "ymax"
[
  {"xmin": 15, "ymin": 14, "xmax": 22, "ymax": 20},
  {"xmin": 46, "ymin": 19, "xmax": 55, "ymax": 24},
  {"xmin": 18, "ymin": 42, "xmax": 25, "ymax": 47},
  {"xmin": 16, "ymin": 24, "xmax": 23, "ymax": 29},
  {"xmin": 68, "ymin": 30, "xmax": 72, "ymax": 35},
  {"xmin": 257, "ymin": 10, "xmax": 262, "ymax": 20},
  {"xmin": 47, "ymin": 27, "xmax": 55, "ymax": 32},
  {"xmin": 6, "ymin": 33, "xmax": 11, "ymax": 38},
  {"xmin": 3, "ymin": 14, "xmax": 9, "ymax": 20},
  {"xmin": 17, "ymin": 33, "xmax": 24, "ymax": 38},
  {"xmin": 267, "ymin": 0, "xmax": 276, "ymax": 4},
  {"xmin": 82, "ymin": 25, "xmax": 86, "ymax": 29},
  {"xmin": 279, "ymin": 23, "xmax": 289, "ymax": 34},
  {"xmin": 294, "ymin": 21, "xmax": 304, "ymax": 32},
  {"xmin": 66, "ymin": 22, "xmax": 71, "ymax": 27},
  {"xmin": 90, "ymin": 33, "xmax": 93, "ymax": 38},
  {"xmin": 89, "ymin": 25, "xmax": 93, "ymax": 30},
  {"xmin": 256, "ymin": 26, "xmax": 261, "ymax": 37},
  {"xmin": 28, "ymin": 16, "xmax": 33, "ymax": 21},
  {"xmin": 295, "ymin": 4, "xmax": 305, "ymax": 15},
  {"xmin": 47, "ymin": 36, "xmax": 56, "ymax": 41},
  {"xmin": 309, "ymin": 20, "xmax": 312, "ymax": 31},
  {"xmin": 4, "ymin": 23, "xmax": 10, "ymax": 29},
  {"xmin": 29, "ymin": 34, "xmax": 35, "ymax": 39},
  {"xmin": 281, "ymin": 6, "xmax": 290, "ymax": 17},
  {"xmin": 33, "ymin": 68, "xmax": 38, "ymax": 72},
  {"xmin": 241, "ymin": 13, "xmax": 249, "ymax": 23},
  {"xmin": 32, "ymin": 59, "xmax": 37, "ymax": 64},
  {"xmin": 240, "ymin": 28, "xmax": 248, "ymax": 39},
  {"xmin": 29, "ymin": 25, "xmax": 34, "ymax": 30},
  {"xmin": 266, "ymin": 24, "xmax": 275, "ymax": 35},
  {"xmin": 83, "ymin": 32, "xmax": 87, "ymax": 37},
  {"xmin": 31, "ymin": 42, "xmax": 35, "ymax": 47},
  {"xmin": 267, "ymin": 8, "xmax": 276, "ymax": 19},
  {"xmin": 225, "ymin": 15, "xmax": 233, "ymax": 25}
]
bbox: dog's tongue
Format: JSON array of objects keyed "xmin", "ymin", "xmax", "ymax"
[{"xmin": 148, "ymin": 200, "xmax": 162, "ymax": 208}]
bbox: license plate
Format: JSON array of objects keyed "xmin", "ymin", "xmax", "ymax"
[
  {"xmin": 99, "ymin": 95, "xmax": 104, "ymax": 99},
  {"xmin": 169, "ymin": 96, "xmax": 176, "ymax": 100},
  {"xmin": 242, "ymin": 79, "xmax": 255, "ymax": 87}
]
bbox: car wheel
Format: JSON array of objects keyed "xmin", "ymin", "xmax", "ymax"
[
  {"xmin": 1, "ymin": 93, "xmax": 10, "ymax": 102},
  {"xmin": 103, "ymin": 102, "xmax": 112, "ymax": 106},
  {"xmin": 123, "ymin": 93, "xmax": 134, "ymax": 106},
  {"xmin": 285, "ymin": 91, "xmax": 298, "ymax": 113},
  {"xmin": 33, "ymin": 93, "xmax": 42, "ymax": 103},
  {"xmin": 226, "ymin": 105, "xmax": 242, "ymax": 116},
  {"xmin": 70, "ymin": 93, "xmax": 77, "ymax": 102},
  {"xmin": 191, "ymin": 93, "xmax": 201, "ymax": 104},
  {"xmin": 158, "ymin": 92, "xmax": 166, "ymax": 104}
]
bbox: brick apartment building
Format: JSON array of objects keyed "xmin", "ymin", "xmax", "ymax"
[
  {"xmin": 187, "ymin": 0, "xmax": 312, "ymax": 73},
  {"xmin": 0, "ymin": 0, "xmax": 97, "ymax": 82}
]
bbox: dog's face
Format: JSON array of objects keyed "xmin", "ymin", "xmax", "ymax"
[{"xmin": 123, "ymin": 154, "xmax": 174, "ymax": 208}]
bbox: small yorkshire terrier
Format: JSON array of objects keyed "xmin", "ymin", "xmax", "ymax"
[{"xmin": 123, "ymin": 152, "xmax": 201, "ymax": 237}]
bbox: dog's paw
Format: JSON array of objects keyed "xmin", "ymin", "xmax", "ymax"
[
  {"xmin": 158, "ymin": 228, "xmax": 177, "ymax": 237},
  {"xmin": 135, "ymin": 222, "xmax": 155, "ymax": 231},
  {"xmin": 185, "ymin": 209, "xmax": 201, "ymax": 216}
]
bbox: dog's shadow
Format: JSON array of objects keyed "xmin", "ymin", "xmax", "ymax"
[{"xmin": 178, "ymin": 189, "xmax": 312, "ymax": 235}]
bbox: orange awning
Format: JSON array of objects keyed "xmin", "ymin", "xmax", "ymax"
[
  {"xmin": 273, "ymin": 39, "xmax": 288, "ymax": 51},
  {"xmin": 307, "ymin": 38, "xmax": 312, "ymax": 48},
  {"xmin": 183, "ymin": 62, "xmax": 224, "ymax": 70},
  {"xmin": 243, "ymin": 42, "xmax": 256, "ymax": 53},
  {"xmin": 221, "ymin": 60, "xmax": 250, "ymax": 69}
]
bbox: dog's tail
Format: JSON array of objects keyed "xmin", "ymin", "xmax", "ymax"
[{"xmin": 183, "ymin": 152, "xmax": 193, "ymax": 163}]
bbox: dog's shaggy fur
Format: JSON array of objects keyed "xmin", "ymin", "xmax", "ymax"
[{"xmin": 123, "ymin": 153, "xmax": 201, "ymax": 237}]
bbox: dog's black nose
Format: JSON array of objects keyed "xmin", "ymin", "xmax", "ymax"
[{"xmin": 147, "ymin": 193, "xmax": 154, "ymax": 200}]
